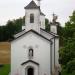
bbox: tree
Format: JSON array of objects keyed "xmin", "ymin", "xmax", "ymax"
[
  {"xmin": 45, "ymin": 18, "xmax": 50, "ymax": 32},
  {"xmin": 59, "ymin": 11, "xmax": 75, "ymax": 75},
  {"xmin": 0, "ymin": 16, "xmax": 24, "ymax": 41},
  {"xmin": 59, "ymin": 39, "xmax": 75, "ymax": 65},
  {"xmin": 57, "ymin": 23, "xmax": 64, "ymax": 46},
  {"xmin": 66, "ymin": 59, "xmax": 75, "ymax": 73}
]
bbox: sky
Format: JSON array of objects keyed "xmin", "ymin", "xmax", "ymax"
[{"xmin": 0, "ymin": 0, "xmax": 75, "ymax": 26}]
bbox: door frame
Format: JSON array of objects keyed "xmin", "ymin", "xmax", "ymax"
[{"xmin": 25, "ymin": 66, "xmax": 34, "ymax": 75}]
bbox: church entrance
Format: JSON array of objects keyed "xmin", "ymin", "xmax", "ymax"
[{"xmin": 27, "ymin": 67, "xmax": 34, "ymax": 75}]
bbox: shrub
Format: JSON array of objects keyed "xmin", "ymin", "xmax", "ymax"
[{"xmin": 66, "ymin": 59, "xmax": 75, "ymax": 73}]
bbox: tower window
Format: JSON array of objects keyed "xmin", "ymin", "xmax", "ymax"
[
  {"xmin": 29, "ymin": 48, "xmax": 33, "ymax": 59},
  {"xmin": 30, "ymin": 14, "xmax": 34, "ymax": 23}
]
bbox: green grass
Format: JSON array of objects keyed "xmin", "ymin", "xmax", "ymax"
[{"xmin": 0, "ymin": 64, "xmax": 10, "ymax": 75}]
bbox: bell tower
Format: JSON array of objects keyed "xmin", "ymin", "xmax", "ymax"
[{"xmin": 25, "ymin": 0, "xmax": 40, "ymax": 33}]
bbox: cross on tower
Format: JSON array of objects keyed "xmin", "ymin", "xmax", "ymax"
[
  {"xmin": 36, "ymin": 0, "xmax": 42, "ymax": 6},
  {"xmin": 52, "ymin": 13, "xmax": 58, "ymax": 23}
]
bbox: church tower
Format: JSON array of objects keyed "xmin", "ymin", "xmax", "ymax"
[
  {"xmin": 25, "ymin": 0, "xmax": 40, "ymax": 33},
  {"xmin": 50, "ymin": 13, "xmax": 58, "ymax": 34}
]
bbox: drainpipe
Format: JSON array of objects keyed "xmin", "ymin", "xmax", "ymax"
[{"xmin": 50, "ymin": 41, "xmax": 53, "ymax": 75}]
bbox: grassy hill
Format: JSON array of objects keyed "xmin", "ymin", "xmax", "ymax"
[
  {"xmin": 0, "ymin": 64, "xmax": 10, "ymax": 75},
  {"xmin": 0, "ymin": 42, "xmax": 10, "ymax": 64}
]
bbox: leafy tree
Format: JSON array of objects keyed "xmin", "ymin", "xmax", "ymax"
[
  {"xmin": 0, "ymin": 16, "xmax": 24, "ymax": 41},
  {"xmin": 59, "ymin": 11, "xmax": 75, "ymax": 75},
  {"xmin": 45, "ymin": 18, "xmax": 50, "ymax": 32},
  {"xmin": 59, "ymin": 39, "xmax": 75, "ymax": 65},
  {"xmin": 66, "ymin": 59, "xmax": 75, "ymax": 73},
  {"xmin": 57, "ymin": 23, "xmax": 64, "ymax": 46}
]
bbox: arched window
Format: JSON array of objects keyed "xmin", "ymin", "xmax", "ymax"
[
  {"xmin": 30, "ymin": 14, "xmax": 34, "ymax": 23},
  {"xmin": 29, "ymin": 48, "xmax": 33, "ymax": 59}
]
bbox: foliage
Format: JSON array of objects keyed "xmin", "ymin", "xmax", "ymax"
[
  {"xmin": 61, "ymin": 68, "xmax": 75, "ymax": 75},
  {"xmin": 59, "ymin": 40, "xmax": 75, "ymax": 65},
  {"xmin": 45, "ymin": 18, "xmax": 50, "ymax": 32},
  {"xmin": 0, "ymin": 64, "xmax": 10, "ymax": 75},
  {"xmin": 59, "ymin": 11, "xmax": 75, "ymax": 75},
  {"xmin": 57, "ymin": 24, "xmax": 64, "ymax": 46},
  {"xmin": 0, "ymin": 17, "xmax": 25, "ymax": 41},
  {"xmin": 66, "ymin": 59, "xmax": 75, "ymax": 73}
]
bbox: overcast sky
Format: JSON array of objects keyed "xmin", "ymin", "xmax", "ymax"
[{"xmin": 0, "ymin": 0, "xmax": 75, "ymax": 26}]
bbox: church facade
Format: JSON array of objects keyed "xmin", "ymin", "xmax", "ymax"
[{"xmin": 11, "ymin": 0, "xmax": 60, "ymax": 75}]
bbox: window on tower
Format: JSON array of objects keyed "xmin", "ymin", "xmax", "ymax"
[
  {"xmin": 30, "ymin": 14, "xmax": 34, "ymax": 23},
  {"xmin": 29, "ymin": 48, "xmax": 33, "ymax": 59}
]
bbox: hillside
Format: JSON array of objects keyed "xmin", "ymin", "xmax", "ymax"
[{"xmin": 0, "ymin": 42, "xmax": 10, "ymax": 64}]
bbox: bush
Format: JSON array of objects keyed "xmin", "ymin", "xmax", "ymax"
[{"xmin": 66, "ymin": 59, "xmax": 75, "ymax": 73}]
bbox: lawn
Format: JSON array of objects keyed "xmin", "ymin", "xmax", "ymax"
[{"xmin": 0, "ymin": 64, "xmax": 10, "ymax": 75}]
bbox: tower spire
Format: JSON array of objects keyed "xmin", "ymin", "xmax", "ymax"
[
  {"xmin": 37, "ymin": 0, "xmax": 41, "ymax": 7},
  {"xmin": 52, "ymin": 13, "xmax": 58, "ymax": 23}
]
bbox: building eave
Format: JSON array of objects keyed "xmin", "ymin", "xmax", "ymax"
[
  {"xmin": 40, "ymin": 11, "xmax": 45, "ymax": 16},
  {"xmin": 10, "ymin": 29, "xmax": 52, "ymax": 43}
]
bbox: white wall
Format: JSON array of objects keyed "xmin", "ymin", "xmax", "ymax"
[
  {"xmin": 40, "ymin": 15, "xmax": 45, "ymax": 29},
  {"xmin": 22, "ymin": 26, "xmax": 25, "ymax": 30},
  {"xmin": 50, "ymin": 25, "xmax": 57, "ymax": 34},
  {"xmin": 55, "ymin": 38, "xmax": 59, "ymax": 67},
  {"xmin": 51, "ymin": 37, "xmax": 60, "ymax": 75},
  {"xmin": 11, "ymin": 32, "xmax": 51, "ymax": 75},
  {"xmin": 25, "ymin": 9, "xmax": 40, "ymax": 33},
  {"xmin": 51, "ymin": 39, "xmax": 55, "ymax": 73}
]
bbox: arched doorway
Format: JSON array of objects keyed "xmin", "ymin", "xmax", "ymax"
[{"xmin": 27, "ymin": 67, "xmax": 34, "ymax": 75}]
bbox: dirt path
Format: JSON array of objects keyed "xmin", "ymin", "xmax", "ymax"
[{"xmin": 0, "ymin": 42, "xmax": 10, "ymax": 64}]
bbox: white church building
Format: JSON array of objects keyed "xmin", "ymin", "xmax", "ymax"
[{"xmin": 11, "ymin": 0, "xmax": 60, "ymax": 75}]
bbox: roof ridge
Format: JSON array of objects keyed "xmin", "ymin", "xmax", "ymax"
[
  {"xmin": 11, "ymin": 29, "xmax": 52, "ymax": 42},
  {"xmin": 25, "ymin": 0, "xmax": 39, "ymax": 9},
  {"xmin": 40, "ymin": 28, "xmax": 59, "ymax": 37}
]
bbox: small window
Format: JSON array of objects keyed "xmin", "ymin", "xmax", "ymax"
[
  {"xmin": 30, "ymin": 14, "xmax": 34, "ymax": 23},
  {"xmin": 29, "ymin": 48, "xmax": 33, "ymax": 59}
]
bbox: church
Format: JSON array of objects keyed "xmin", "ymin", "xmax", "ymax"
[{"xmin": 11, "ymin": 0, "xmax": 60, "ymax": 75}]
